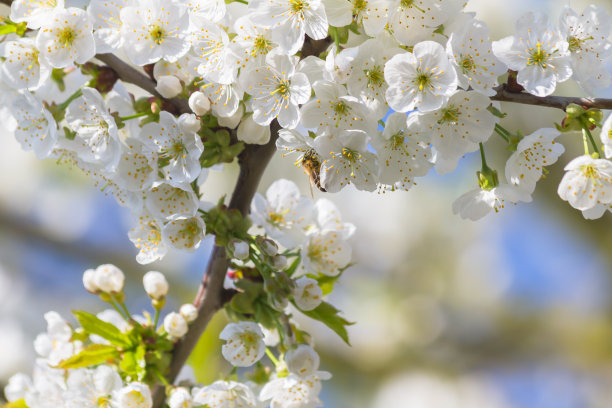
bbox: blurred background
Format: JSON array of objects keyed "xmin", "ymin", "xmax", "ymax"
[{"xmin": 2, "ymin": 0, "xmax": 612, "ymax": 406}]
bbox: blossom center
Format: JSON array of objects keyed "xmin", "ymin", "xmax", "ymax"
[
  {"xmin": 239, "ymin": 331, "xmax": 259, "ymax": 349},
  {"xmin": 460, "ymin": 54, "xmax": 475, "ymax": 74},
  {"xmin": 253, "ymin": 35, "xmax": 272, "ymax": 55},
  {"xmin": 271, "ymin": 79, "xmax": 290, "ymax": 98},
  {"xmin": 438, "ymin": 106, "xmax": 460, "ymax": 125},
  {"xmin": 341, "ymin": 147, "xmax": 360, "ymax": 162},
  {"xmin": 149, "ymin": 24, "xmax": 166, "ymax": 45},
  {"xmin": 527, "ymin": 43, "xmax": 550, "ymax": 68},
  {"xmin": 400, "ymin": 0, "xmax": 425, "ymax": 12},
  {"xmin": 58, "ymin": 27, "xmax": 76, "ymax": 46},
  {"xmin": 364, "ymin": 65, "xmax": 384, "ymax": 88},
  {"xmin": 414, "ymin": 71, "xmax": 432, "ymax": 91},
  {"xmin": 333, "ymin": 100, "xmax": 349, "ymax": 116},
  {"xmin": 289, "ymin": 0, "xmax": 308, "ymax": 14},
  {"xmin": 353, "ymin": 0, "xmax": 367, "ymax": 14}
]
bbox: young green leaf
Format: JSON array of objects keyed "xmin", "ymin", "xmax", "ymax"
[
  {"xmin": 55, "ymin": 344, "xmax": 119, "ymax": 369},
  {"xmin": 301, "ymin": 302, "xmax": 354, "ymax": 345},
  {"xmin": 73, "ymin": 310, "xmax": 132, "ymax": 348}
]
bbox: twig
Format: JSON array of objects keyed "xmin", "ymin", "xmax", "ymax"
[
  {"xmin": 95, "ymin": 53, "xmax": 190, "ymax": 114},
  {"xmin": 491, "ymin": 85, "xmax": 612, "ymax": 111}
]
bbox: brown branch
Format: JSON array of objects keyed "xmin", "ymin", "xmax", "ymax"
[
  {"xmin": 151, "ymin": 37, "xmax": 332, "ymax": 408},
  {"xmin": 491, "ymin": 85, "xmax": 612, "ymax": 111},
  {"xmin": 95, "ymin": 53, "xmax": 190, "ymax": 114}
]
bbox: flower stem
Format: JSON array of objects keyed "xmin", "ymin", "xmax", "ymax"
[
  {"xmin": 494, "ymin": 124, "xmax": 510, "ymax": 143},
  {"xmin": 119, "ymin": 112, "xmax": 148, "ymax": 121},
  {"xmin": 479, "ymin": 143, "xmax": 489, "ymax": 170},
  {"xmin": 266, "ymin": 348, "xmax": 280, "ymax": 367},
  {"xmin": 58, "ymin": 88, "xmax": 83, "ymax": 111},
  {"xmin": 582, "ymin": 124, "xmax": 600, "ymax": 157},
  {"xmin": 154, "ymin": 308, "xmax": 161, "ymax": 329}
]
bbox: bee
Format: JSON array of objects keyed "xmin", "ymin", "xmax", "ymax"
[{"xmin": 298, "ymin": 149, "xmax": 326, "ymax": 196}]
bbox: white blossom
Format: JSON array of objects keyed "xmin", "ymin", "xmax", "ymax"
[
  {"xmin": 92, "ymin": 264, "xmax": 125, "ymax": 294},
  {"xmin": 192, "ymin": 381, "xmax": 258, "ymax": 408},
  {"xmin": 385, "ymin": 41, "xmax": 458, "ymax": 113},
  {"xmin": 11, "ymin": 92, "xmax": 58, "ymax": 159},
  {"xmin": 87, "ymin": 0, "xmax": 130, "ymax": 54},
  {"xmin": 413, "ymin": 90, "xmax": 496, "ymax": 172},
  {"xmin": 237, "ymin": 114, "xmax": 271, "ymax": 145},
  {"xmin": 191, "ymin": 15, "xmax": 239, "ymax": 85},
  {"xmin": 492, "ymin": 11, "xmax": 572, "ymax": 97},
  {"xmin": 249, "ymin": 0, "xmax": 328, "ymax": 55},
  {"xmin": 167, "ymin": 387, "xmax": 193, "ymax": 408},
  {"xmin": 129, "ymin": 212, "xmax": 168, "ymax": 264},
  {"xmin": 300, "ymin": 80, "xmax": 375, "ymax": 134},
  {"xmin": 600, "ymin": 113, "xmax": 612, "ymax": 159},
  {"xmin": 219, "ymin": 322, "xmax": 266, "ymax": 367},
  {"xmin": 188, "ymin": 91, "xmax": 211, "ymax": 116},
  {"xmin": 300, "ymin": 229, "xmax": 352, "ymax": 276},
  {"xmin": 316, "ymin": 130, "xmax": 380, "ymax": 192},
  {"xmin": 447, "ymin": 19, "xmax": 507, "ymax": 96},
  {"xmin": 251, "ymin": 179, "xmax": 313, "ymax": 248},
  {"xmin": 164, "ymin": 312, "xmax": 189, "ymax": 338},
  {"xmin": 143, "ymin": 271, "xmax": 169, "ymax": 300},
  {"xmin": 292, "ymin": 277, "xmax": 323, "ymax": 311},
  {"xmin": 505, "ymin": 128, "xmax": 565, "ymax": 194},
  {"xmin": 155, "ymin": 75, "xmax": 183, "ymax": 98},
  {"xmin": 323, "ymin": 0, "xmax": 390, "ymax": 36},
  {"xmin": 557, "ymin": 155, "xmax": 612, "ymax": 211},
  {"xmin": 140, "ymin": 111, "xmax": 203, "ymax": 187},
  {"xmin": 120, "ymin": 0, "xmax": 190, "ymax": 65},
  {"xmin": 388, "ymin": 0, "xmax": 465, "ymax": 46},
  {"xmin": 11, "ymin": 0, "xmax": 64, "ymax": 29},
  {"xmin": 241, "ymin": 52, "xmax": 311, "ymax": 129},
  {"xmin": 559, "ymin": 5, "xmax": 612, "ymax": 95},
  {"xmin": 452, "ymin": 184, "xmax": 532, "ymax": 221},
  {"xmin": 372, "ymin": 112, "xmax": 432, "ymax": 191},
  {"xmin": 1, "ymin": 38, "xmax": 51, "ymax": 90},
  {"xmin": 162, "ymin": 216, "xmax": 206, "ymax": 252},
  {"xmin": 65, "ymin": 87, "xmax": 122, "ymax": 171},
  {"xmin": 113, "ymin": 382, "xmax": 152, "ymax": 408},
  {"xmin": 36, "ymin": 7, "xmax": 96, "ymax": 68},
  {"xmin": 260, "ymin": 373, "xmax": 330, "ymax": 408},
  {"xmin": 179, "ymin": 304, "xmax": 198, "ymax": 323}
]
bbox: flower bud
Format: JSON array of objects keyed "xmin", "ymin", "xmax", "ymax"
[
  {"xmin": 164, "ymin": 312, "xmax": 189, "ymax": 338},
  {"xmin": 292, "ymin": 277, "xmax": 322, "ymax": 311},
  {"xmin": 217, "ymin": 103, "xmax": 244, "ymax": 129},
  {"xmin": 179, "ymin": 303, "xmax": 198, "ymax": 323},
  {"xmin": 83, "ymin": 268, "xmax": 99, "ymax": 293},
  {"xmin": 229, "ymin": 239, "xmax": 250, "ymax": 260},
  {"xmin": 188, "ymin": 91, "xmax": 211, "ymax": 116},
  {"xmin": 256, "ymin": 236, "xmax": 278, "ymax": 256},
  {"xmin": 178, "ymin": 113, "xmax": 201, "ymax": 133},
  {"xmin": 272, "ymin": 255, "xmax": 287, "ymax": 270},
  {"xmin": 237, "ymin": 114, "xmax": 271, "ymax": 145},
  {"xmin": 143, "ymin": 271, "xmax": 169, "ymax": 300},
  {"xmin": 155, "ymin": 75, "xmax": 182, "ymax": 98},
  {"xmin": 168, "ymin": 387, "xmax": 192, "ymax": 408},
  {"xmin": 94, "ymin": 264, "xmax": 125, "ymax": 294},
  {"xmin": 285, "ymin": 344, "xmax": 320, "ymax": 378}
]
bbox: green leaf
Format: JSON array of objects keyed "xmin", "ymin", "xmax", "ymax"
[
  {"xmin": 73, "ymin": 311, "xmax": 132, "ymax": 348},
  {"xmin": 134, "ymin": 344, "xmax": 147, "ymax": 381},
  {"xmin": 55, "ymin": 344, "xmax": 119, "ymax": 369},
  {"xmin": 301, "ymin": 302, "xmax": 354, "ymax": 345},
  {"xmin": 284, "ymin": 256, "xmax": 301, "ymax": 278},
  {"xmin": 120, "ymin": 350, "xmax": 138, "ymax": 379}
]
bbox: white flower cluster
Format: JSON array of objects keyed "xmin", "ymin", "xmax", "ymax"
[
  {"xmin": 1, "ymin": 0, "xmax": 611, "ymax": 235},
  {"xmin": 4, "ymin": 309, "xmax": 154, "ymax": 408},
  {"xmin": 251, "ymin": 179, "xmax": 355, "ymax": 278}
]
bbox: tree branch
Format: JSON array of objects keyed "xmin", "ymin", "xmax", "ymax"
[
  {"xmin": 95, "ymin": 53, "xmax": 190, "ymax": 114},
  {"xmin": 492, "ymin": 85, "xmax": 612, "ymax": 111}
]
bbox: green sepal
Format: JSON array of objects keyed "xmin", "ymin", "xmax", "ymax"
[
  {"xmin": 487, "ymin": 105, "xmax": 507, "ymax": 118},
  {"xmin": 200, "ymin": 128, "xmax": 245, "ymax": 167},
  {"xmin": 73, "ymin": 310, "xmax": 132, "ymax": 348},
  {"xmin": 230, "ymin": 279, "xmax": 264, "ymax": 314},
  {"xmin": 301, "ymin": 301, "xmax": 354, "ymax": 345},
  {"xmin": 55, "ymin": 344, "xmax": 119, "ymax": 369}
]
